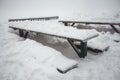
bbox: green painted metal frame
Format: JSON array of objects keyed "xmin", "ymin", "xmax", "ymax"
[{"xmin": 68, "ymin": 39, "xmax": 87, "ymax": 58}]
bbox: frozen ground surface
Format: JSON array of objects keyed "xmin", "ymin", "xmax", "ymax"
[{"xmin": 0, "ymin": 22, "xmax": 120, "ymax": 80}]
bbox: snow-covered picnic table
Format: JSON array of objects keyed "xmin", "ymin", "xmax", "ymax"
[
  {"xmin": 9, "ymin": 20, "xmax": 99, "ymax": 58},
  {"xmin": 9, "ymin": 21, "xmax": 99, "ymax": 41}
]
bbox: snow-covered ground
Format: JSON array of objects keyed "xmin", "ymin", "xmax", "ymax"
[{"xmin": 0, "ymin": 18, "xmax": 120, "ymax": 80}]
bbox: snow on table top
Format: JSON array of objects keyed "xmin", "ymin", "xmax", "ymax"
[
  {"xmin": 9, "ymin": 20, "xmax": 99, "ymax": 41},
  {"xmin": 88, "ymin": 33, "xmax": 110, "ymax": 51}
]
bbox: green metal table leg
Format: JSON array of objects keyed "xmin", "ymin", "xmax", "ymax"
[
  {"xmin": 71, "ymin": 23, "xmax": 75, "ymax": 26},
  {"xmin": 23, "ymin": 31, "xmax": 29, "ymax": 38},
  {"xmin": 19, "ymin": 30, "xmax": 24, "ymax": 37},
  {"xmin": 64, "ymin": 22, "xmax": 68, "ymax": 26},
  {"xmin": 80, "ymin": 41, "xmax": 87, "ymax": 58},
  {"xmin": 67, "ymin": 39, "xmax": 81, "ymax": 57},
  {"xmin": 110, "ymin": 25, "xmax": 120, "ymax": 33},
  {"xmin": 68, "ymin": 39, "xmax": 87, "ymax": 58}
]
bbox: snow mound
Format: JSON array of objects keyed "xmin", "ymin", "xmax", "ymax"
[
  {"xmin": 0, "ymin": 37, "xmax": 78, "ymax": 79},
  {"xmin": 1, "ymin": 22, "xmax": 120, "ymax": 80},
  {"xmin": 88, "ymin": 32, "xmax": 120, "ymax": 51},
  {"xmin": 50, "ymin": 54, "xmax": 78, "ymax": 73}
]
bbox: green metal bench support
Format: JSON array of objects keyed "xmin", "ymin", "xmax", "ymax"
[
  {"xmin": 19, "ymin": 30, "xmax": 24, "ymax": 37},
  {"xmin": 24, "ymin": 31, "xmax": 29, "ymax": 38},
  {"xmin": 18, "ymin": 30, "xmax": 29, "ymax": 38},
  {"xmin": 110, "ymin": 25, "xmax": 120, "ymax": 33},
  {"xmin": 67, "ymin": 39, "xmax": 87, "ymax": 58},
  {"xmin": 80, "ymin": 41, "xmax": 87, "ymax": 57}
]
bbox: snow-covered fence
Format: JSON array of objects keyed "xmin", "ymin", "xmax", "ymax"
[{"xmin": 8, "ymin": 16, "xmax": 59, "ymax": 22}]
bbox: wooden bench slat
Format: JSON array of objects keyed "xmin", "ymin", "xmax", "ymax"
[
  {"xmin": 59, "ymin": 20, "xmax": 120, "ymax": 25},
  {"xmin": 9, "ymin": 16, "xmax": 59, "ymax": 22}
]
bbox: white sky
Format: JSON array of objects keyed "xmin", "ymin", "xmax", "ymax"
[{"xmin": 0, "ymin": 0, "xmax": 120, "ymax": 21}]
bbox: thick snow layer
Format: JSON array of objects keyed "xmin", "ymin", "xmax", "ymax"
[
  {"xmin": 0, "ymin": 23, "xmax": 120, "ymax": 80},
  {"xmin": 9, "ymin": 20, "xmax": 99, "ymax": 41},
  {"xmin": 51, "ymin": 54, "xmax": 78, "ymax": 73},
  {"xmin": 88, "ymin": 32, "xmax": 109, "ymax": 51},
  {"xmin": 0, "ymin": 24, "xmax": 78, "ymax": 79},
  {"xmin": 88, "ymin": 32, "xmax": 120, "ymax": 51}
]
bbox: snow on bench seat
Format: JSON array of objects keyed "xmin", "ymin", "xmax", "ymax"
[
  {"xmin": 88, "ymin": 33, "xmax": 110, "ymax": 52},
  {"xmin": 9, "ymin": 21, "xmax": 99, "ymax": 41},
  {"xmin": 88, "ymin": 32, "xmax": 120, "ymax": 52}
]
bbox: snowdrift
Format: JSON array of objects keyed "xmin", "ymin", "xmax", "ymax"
[{"xmin": 0, "ymin": 22, "xmax": 120, "ymax": 80}]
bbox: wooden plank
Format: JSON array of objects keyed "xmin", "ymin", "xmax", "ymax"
[
  {"xmin": 59, "ymin": 20, "xmax": 120, "ymax": 25},
  {"xmin": 8, "ymin": 16, "xmax": 59, "ymax": 22},
  {"xmin": 57, "ymin": 64, "xmax": 77, "ymax": 73},
  {"xmin": 87, "ymin": 47, "xmax": 109, "ymax": 53}
]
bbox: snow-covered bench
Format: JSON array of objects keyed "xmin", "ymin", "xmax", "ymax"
[{"xmin": 9, "ymin": 19, "xmax": 99, "ymax": 58}]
